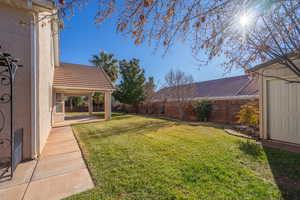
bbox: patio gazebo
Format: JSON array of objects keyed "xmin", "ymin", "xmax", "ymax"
[{"xmin": 52, "ymin": 62, "xmax": 115, "ymax": 124}]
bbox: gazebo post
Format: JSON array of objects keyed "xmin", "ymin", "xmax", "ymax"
[
  {"xmin": 104, "ymin": 92, "xmax": 111, "ymax": 120},
  {"xmin": 88, "ymin": 93, "xmax": 93, "ymax": 115}
]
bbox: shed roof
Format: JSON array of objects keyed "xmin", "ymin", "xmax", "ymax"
[
  {"xmin": 249, "ymin": 52, "xmax": 300, "ymax": 72},
  {"xmin": 53, "ymin": 62, "xmax": 115, "ymax": 91}
]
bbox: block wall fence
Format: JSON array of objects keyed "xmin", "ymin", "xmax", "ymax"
[{"xmin": 115, "ymin": 99, "xmax": 259, "ymax": 124}]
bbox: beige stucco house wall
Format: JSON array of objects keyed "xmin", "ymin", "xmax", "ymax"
[
  {"xmin": 252, "ymin": 58, "xmax": 300, "ymax": 145},
  {"xmin": 0, "ymin": 4, "xmax": 33, "ymax": 160},
  {"xmin": 0, "ymin": 0, "xmax": 58, "ymax": 160}
]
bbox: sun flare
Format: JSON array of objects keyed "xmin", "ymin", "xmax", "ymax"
[{"xmin": 240, "ymin": 14, "xmax": 250, "ymax": 26}]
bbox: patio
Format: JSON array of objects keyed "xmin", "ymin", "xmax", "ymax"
[
  {"xmin": 54, "ymin": 114, "xmax": 105, "ymax": 127},
  {"xmin": 0, "ymin": 125, "xmax": 94, "ymax": 200}
]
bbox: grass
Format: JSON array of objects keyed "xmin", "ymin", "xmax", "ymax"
[{"xmin": 66, "ymin": 114, "xmax": 300, "ymax": 200}]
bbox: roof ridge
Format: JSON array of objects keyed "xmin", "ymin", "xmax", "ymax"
[
  {"xmin": 60, "ymin": 62, "xmax": 95, "ymax": 68},
  {"xmin": 97, "ymin": 66, "xmax": 115, "ymax": 90}
]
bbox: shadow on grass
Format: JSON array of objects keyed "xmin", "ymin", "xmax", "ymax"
[
  {"xmin": 134, "ymin": 114, "xmax": 225, "ymax": 131},
  {"xmin": 111, "ymin": 114, "xmax": 135, "ymax": 121},
  {"xmin": 88, "ymin": 120, "xmax": 176, "ymax": 139},
  {"xmin": 263, "ymin": 146, "xmax": 300, "ymax": 200},
  {"xmin": 237, "ymin": 140, "xmax": 300, "ymax": 199},
  {"xmin": 238, "ymin": 140, "xmax": 264, "ymax": 158}
]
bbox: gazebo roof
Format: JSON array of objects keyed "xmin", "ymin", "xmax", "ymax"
[{"xmin": 53, "ymin": 62, "xmax": 115, "ymax": 92}]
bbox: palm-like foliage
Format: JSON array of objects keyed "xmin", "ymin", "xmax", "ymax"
[{"xmin": 90, "ymin": 51, "xmax": 119, "ymax": 82}]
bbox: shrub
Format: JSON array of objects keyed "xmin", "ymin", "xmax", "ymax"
[
  {"xmin": 237, "ymin": 102, "xmax": 259, "ymax": 128},
  {"xmin": 193, "ymin": 100, "xmax": 212, "ymax": 121}
]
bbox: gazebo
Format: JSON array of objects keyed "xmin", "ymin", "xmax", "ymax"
[{"xmin": 52, "ymin": 62, "xmax": 115, "ymax": 123}]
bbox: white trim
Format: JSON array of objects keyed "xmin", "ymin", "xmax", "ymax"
[
  {"xmin": 53, "ymin": 86, "xmax": 115, "ymax": 92},
  {"xmin": 52, "ymin": 17, "xmax": 60, "ymax": 67},
  {"xmin": 193, "ymin": 95, "xmax": 259, "ymax": 100},
  {"xmin": 152, "ymin": 95, "xmax": 259, "ymax": 102},
  {"xmin": 30, "ymin": 12, "xmax": 38, "ymax": 159}
]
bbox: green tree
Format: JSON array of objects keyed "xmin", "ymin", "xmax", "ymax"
[
  {"xmin": 66, "ymin": 96, "xmax": 85, "ymax": 110},
  {"xmin": 113, "ymin": 58, "xmax": 146, "ymax": 106},
  {"xmin": 90, "ymin": 51, "xmax": 119, "ymax": 82},
  {"xmin": 193, "ymin": 100, "xmax": 213, "ymax": 122}
]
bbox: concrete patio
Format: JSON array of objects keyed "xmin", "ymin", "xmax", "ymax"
[
  {"xmin": 54, "ymin": 115, "xmax": 105, "ymax": 127},
  {"xmin": 0, "ymin": 126, "xmax": 94, "ymax": 200}
]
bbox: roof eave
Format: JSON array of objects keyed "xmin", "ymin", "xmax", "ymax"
[
  {"xmin": 152, "ymin": 95, "xmax": 259, "ymax": 102},
  {"xmin": 249, "ymin": 51, "xmax": 300, "ymax": 72},
  {"xmin": 53, "ymin": 85, "xmax": 116, "ymax": 92}
]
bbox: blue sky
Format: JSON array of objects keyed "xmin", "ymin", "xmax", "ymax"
[{"xmin": 60, "ymin": 0, "xmax": 244, "ymax": 86}]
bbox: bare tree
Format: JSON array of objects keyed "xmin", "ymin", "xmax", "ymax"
[
  {"xmin": 144, "ymin": 77, "xmax": 156, "ymax": 102},
  {"xmin": 30, "ymin": 0, "xmax": 300, "ymax": 82},
  {"xmin": 88, "ymin": 0, "xmax": 300, "ymax": 82},
  {"xmin": 163, "ymin": 69, "xmax": 196, "ymax": 120},
  {"xmin": 142, "ymin": 77, "xmax": 156, "ymax": 114}
]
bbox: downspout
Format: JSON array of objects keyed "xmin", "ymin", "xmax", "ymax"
[
  {"xmin": 53, "ymin": 14, "xmax": 60, "ymax": 67},
  {"xmin": 30, "ymin": 7, "xmax": 39, "ymax": 159}
]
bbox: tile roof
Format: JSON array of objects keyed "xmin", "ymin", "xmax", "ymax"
[
  {"xmin": 155, "ymin": 75, "xmax": 258, "ymax": 100},
  {"xmin": 53, "ymin": 62, "xmax": 115, "ymax": 91}
]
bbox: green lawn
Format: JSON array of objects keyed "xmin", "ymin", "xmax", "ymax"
[{"xmin": 66, "ymin": 114, "xmax": 300, "ymax": 200}]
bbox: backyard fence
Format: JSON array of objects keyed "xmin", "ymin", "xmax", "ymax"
[{"xmin": 114, "ymin": 98, "xmax": 259, "ymax": 125}]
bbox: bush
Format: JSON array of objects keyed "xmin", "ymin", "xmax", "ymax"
[
  {"xmin": 237, "ymin": 102, "xmax": 259, "ymax": 128},
  {"xmin": 193, "ymin": 100, "xmax": 212, "ymax": 121}
]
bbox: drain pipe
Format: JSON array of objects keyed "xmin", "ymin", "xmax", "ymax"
[{"xmin": 29, "ymin": 1, "xmax": 39, "ymax": 159}]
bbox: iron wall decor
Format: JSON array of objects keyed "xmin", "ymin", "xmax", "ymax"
[{"xmin": 0, "ymin": 46, "xmax": 22, "ymax": 179}]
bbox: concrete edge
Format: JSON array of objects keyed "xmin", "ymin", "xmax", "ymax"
[{"xmin": 70, "ymin": 126, "xmax": 96, "ymax": 187}]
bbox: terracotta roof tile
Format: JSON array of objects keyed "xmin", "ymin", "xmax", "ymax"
[{"xmin": 53, "ymin": 62, "xmax": 115, "ymax": 91}]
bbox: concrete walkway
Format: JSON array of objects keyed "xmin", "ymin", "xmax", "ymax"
[{"xmin": 0, "ymin": 126, "xmax": 94, "ymax": 200}]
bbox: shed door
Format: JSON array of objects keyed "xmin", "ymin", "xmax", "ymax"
[{"xmin": 267, "ymin": 80, "xmax": 300, "ymax": 144}]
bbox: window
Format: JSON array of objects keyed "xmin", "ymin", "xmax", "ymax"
[{"xmin": 55, "ymin": 93, "xmax": 63, "ymax": 113}]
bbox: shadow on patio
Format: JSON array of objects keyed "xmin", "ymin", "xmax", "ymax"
[{"xmin": 53, "ymin": 112, "xmax": 107, "ymax": 127}]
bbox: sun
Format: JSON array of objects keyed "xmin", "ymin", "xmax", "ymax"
[{"xmin": 240, "ymin": 14, "xmax": 251, "ymax": 26}]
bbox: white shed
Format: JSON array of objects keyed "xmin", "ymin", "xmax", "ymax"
[{"xmin": 250, "ymin": 58, "xmax": 300, "ymax": 145}]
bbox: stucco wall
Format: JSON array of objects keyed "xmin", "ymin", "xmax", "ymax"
[
  {"xmin": 37, "ymin": 12, "xmax": 55, "ymax": 154},
  {"xmin": 0, "ymin": 5, "xmax": 33, "ymax": 160}
]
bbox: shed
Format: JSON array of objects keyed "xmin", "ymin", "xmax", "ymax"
[{"xmin": 250, "ymin": 57, "xmax": 300, "ymax": 145}]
